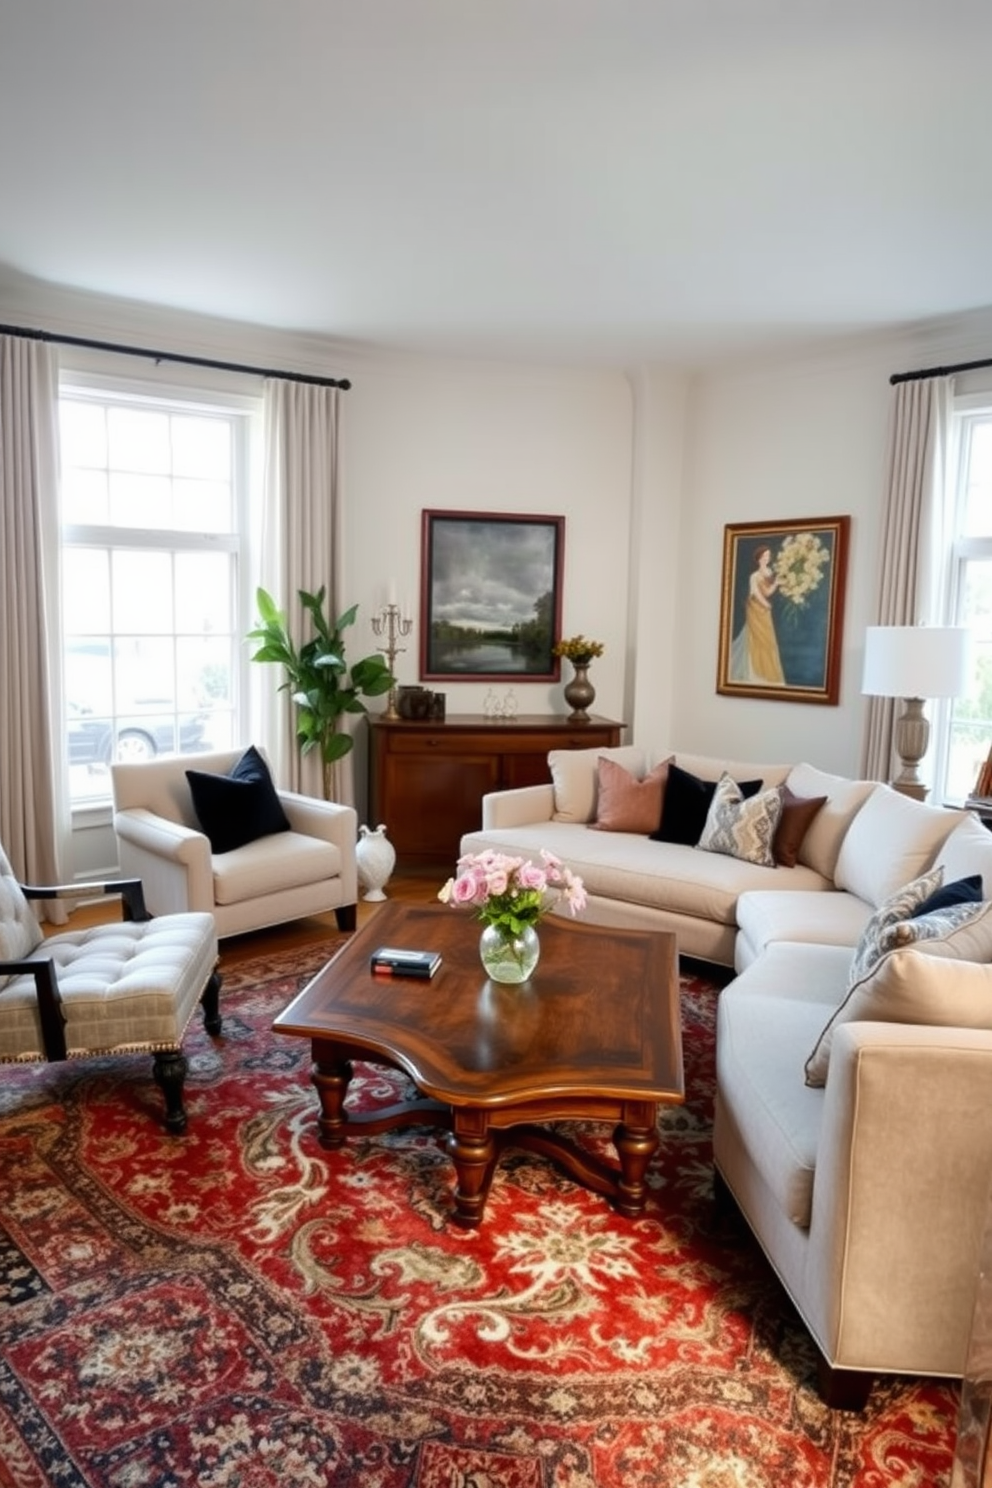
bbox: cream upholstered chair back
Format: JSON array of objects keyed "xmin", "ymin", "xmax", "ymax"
[
  {"xmin": 111, "ymin": 747, "xmax": 249, "ymax": 827},
  {"xmin": 0, "ymin": 844, "xmax": 45, "ymax": 963}
]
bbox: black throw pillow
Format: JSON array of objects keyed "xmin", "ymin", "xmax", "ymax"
[
  {"xmin": 912, "ymin": 874, "xmax": 983, "ymax": 918},
  {"xmin": 650, "ymin": 763, "xmax": 763, "ymax": 846},
  {"xmin": 186, "ymin": 745, "xmax": 291, "ymax": 854}
]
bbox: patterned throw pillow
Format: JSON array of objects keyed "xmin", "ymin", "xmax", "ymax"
[
  {"xmin": 806, "ymin": 897, "xmax": 992, "ymax": 1085},
  {"xmin": 845, "ymin": 866, "xmax": 945, "ymax": 993},
  {"xmin": 697, "ymin": 773, "xmax": 784, "ymax": 868}
]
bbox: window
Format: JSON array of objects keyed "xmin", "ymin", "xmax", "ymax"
[
  {"xmin": 939, "ymin": 399, "xmax": 992, "ymax": 803},
  {"xmin": 59, "ymin": 377, "xmax": 257, "ymax": 806}
]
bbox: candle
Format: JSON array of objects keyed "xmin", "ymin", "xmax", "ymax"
[{"xmin": 388, "ymin": 578, "xmax": 397, "ymax": 607}]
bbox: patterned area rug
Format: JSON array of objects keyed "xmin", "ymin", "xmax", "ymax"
[{"xmin": 0, "ymin": 943, "xmax": 960, "ymax": 1487}]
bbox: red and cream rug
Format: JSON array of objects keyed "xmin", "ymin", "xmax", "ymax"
[{"xmin": 0, "ymin": 944, "xmax": 960, "ymax": 1486}]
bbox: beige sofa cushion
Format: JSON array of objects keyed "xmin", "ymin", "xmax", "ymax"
[
  {"xmin": 785, "ymin": 763, "xmax": 878, "ymax": 880},
  {"xmin": 834, "ymin": 787, "xmax": 965, "ymax": 908},
  {"xmin": 806, "ymin": 898, "xmax": 992, "ymax": 1084},
  {"xmin": 549, "ymin": 747, "xmax": 645, "ymax": 824},
  {"xmin": 735, "ymin": 888, "xmax": 871, "ymax": 970},
  {"xmin": 937, "ymin": 813, "xmax": 992, "ymax": 887},
  {"xmin": 716, "ymin": 942, "xmax": 850, "ymax": 1226},
  {"xmin": 212, "ymin": 832, "xmax": 342, "ymax": 906}
]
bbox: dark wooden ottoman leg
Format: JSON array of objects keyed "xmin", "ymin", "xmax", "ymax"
[
  {"xmin": 153, "ymin": 1049, "xmax": 189, "ymax": 1134},
  {"xmin": 201, "ymin": 971, "xmax": 223, "ymax": 1036}
]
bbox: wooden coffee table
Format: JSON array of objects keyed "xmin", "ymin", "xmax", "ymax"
[{"xmin": 272, "ymin": 902, "xmax": 683, "ymax": 1227}]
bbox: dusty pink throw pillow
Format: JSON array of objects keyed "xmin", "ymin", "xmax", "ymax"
[{"xmin": 591, "ymin": 756, "xmax": 674, "ymax": 834}]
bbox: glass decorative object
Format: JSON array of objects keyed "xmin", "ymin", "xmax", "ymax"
[{"xmin": 479, "ymin": 922, "xmax": 540, "ymax": 984}]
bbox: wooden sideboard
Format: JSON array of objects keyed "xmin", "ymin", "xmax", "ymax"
[{"xmin": 368, "ymin": 713, "xmax": 625, "ymax": 866}]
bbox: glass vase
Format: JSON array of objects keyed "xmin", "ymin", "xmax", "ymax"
[{"xmin": 479, "ymin": 922, "xmax": 540, "ymax": 984}]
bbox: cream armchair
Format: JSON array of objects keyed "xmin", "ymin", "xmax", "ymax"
[{"xmin": 111, "ymin": 747, "xmax": 358, "ymax": 939}]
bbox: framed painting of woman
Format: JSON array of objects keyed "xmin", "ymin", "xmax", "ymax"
[{"xmin": 716, "ymin": 516, "xmax": 850, "ymax": 705}]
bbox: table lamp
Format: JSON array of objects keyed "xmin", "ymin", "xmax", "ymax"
[{"xmin": 861, "ymin": 625, "xmax": 971, "ymax": 799}]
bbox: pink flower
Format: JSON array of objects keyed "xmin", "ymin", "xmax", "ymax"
[
  {"xmin": 452, "ymin": 872, "xmax": 482, "ymax": 906},
  {"xmin": 517, "ymin": 862, "xmax": 547, "ymax": 892}
]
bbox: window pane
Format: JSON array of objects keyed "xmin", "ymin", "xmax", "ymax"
[
  {"xmin": 108, "ymin": 471, "xmax": 173, "ymax": 528},
  {"xmin": 60, "ymin": 400, "xmax": 107, "ymax": 468},
  {"xmin": 962, "ymin": 420, "xmax": 992, "ymax": 538},
  {"xmin": 173, "ymin": 415, "xmax": 230, "ymax": 480},
  {"xmin": 62, "ymin": 467, "xmax": 109, "ymax": 525},
  {"xmin": 948, "ymin": 558, "xmax": 992, "ymax": 800},
  {"xmin": 63, "ymin": 550, "xmax": 111, "ymax": 633},
  {"xmin": 112, "ymin": 551, "xmax": 174, "ymax": 633},
  {"xmin": 59, "ymin": 385, "xmax": 249, "ymax": 808},
  {"xmin": 107, "ymin": 407, "xmax": 170, "ymax": 474}
]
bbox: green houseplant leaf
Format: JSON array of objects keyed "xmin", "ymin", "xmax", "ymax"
[{"xmin": 248, "ymin": 586, "xmax": 394, "ymax": 798}]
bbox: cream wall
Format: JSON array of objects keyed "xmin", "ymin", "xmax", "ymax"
[
  {"xmin": 667, "ymin": 309, "xmax": 992, "ymax": 777},
  {"xmin": 3, "ymin": 272, "xmax": 992, "ymax": 860},
  {"xmin": 342, "ymin": 356, "xmax": 634, "ymax": 727}
]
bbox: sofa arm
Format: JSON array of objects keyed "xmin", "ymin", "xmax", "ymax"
[
  {"xmin": 277, "ymin": 792, "xmax": 358, "ymax": 902},
  {"xmin": 806, "ymin": 1020, "xmax": 992, "ymax": 1374},
  {"xmin": 113, "ymin": 808, "xmax": 215, "ymax": 916},
  {"xmin": 482, "ymin": 784, "xmax": 555, "ymax": 831}
]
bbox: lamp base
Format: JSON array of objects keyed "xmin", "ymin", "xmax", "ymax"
[{"xmin": 892, "ymin": 697, "xmax": 930, "ymax": 801}]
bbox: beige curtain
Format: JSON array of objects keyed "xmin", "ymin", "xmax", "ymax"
[
  {"xmin": 860, "ymin": 377, "xmax": 952, "ymax": 781},
  {"xmin": 0, "ymin": 334, "xmax": 66, "ymax": 912},
  {"xmin": 259, "ymin": 379, "xmax": 352, "ymax": 802}
]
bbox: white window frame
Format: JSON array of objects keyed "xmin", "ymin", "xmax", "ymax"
[
  {"xmin": 58, "ymin": 364, "xmax": 263, "ymax": 820},
  {"xmin": 934, "ymin": 391, "xmax": 992, "ymax": 803}
]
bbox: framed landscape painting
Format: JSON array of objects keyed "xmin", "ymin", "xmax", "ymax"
[
  {"xmin": 716, "ymin": 516, "xmax": 850, "ymax": 705},
  {"xmin": 420, "ymin": 510, "xmax": 564, "ymax": 681}
]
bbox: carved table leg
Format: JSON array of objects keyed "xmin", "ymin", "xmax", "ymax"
[
  {"xmin": 613, "ymin": 1101, "xmax": 659, "ymax": 1217},
  {"xmin": 311, "ymin": 1043, "xmax": 354, "ymax": 1149},
  {"xmin": 153, "ymin": 1050, "xmax": 189, "ymax": 1135},
  {"xmin": 448, "ymin": 1109, "xmax": 499, "ymax": 1228}
]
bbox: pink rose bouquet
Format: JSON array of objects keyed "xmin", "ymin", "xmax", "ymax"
[{"xmin": 438, "ymin": 848, "xmax": 586, "ymax": 934}]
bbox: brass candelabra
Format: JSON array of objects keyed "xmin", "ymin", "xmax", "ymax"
[{"xmin": 371, "ymin": 603, "xmax": 413, "ymax": 719}]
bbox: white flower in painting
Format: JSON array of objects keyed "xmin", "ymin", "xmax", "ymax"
[{"xmin": 774, "ymin": 532, "xmax": 831, "ymax": 607}]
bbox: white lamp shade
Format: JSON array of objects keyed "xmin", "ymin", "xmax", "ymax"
[{"xmin": 862, "ymin": 625, "xmax": 972, "ymax": 699}]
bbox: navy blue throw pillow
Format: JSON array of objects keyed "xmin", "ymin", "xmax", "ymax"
[
  {"xmin": 186, "ymin": 745, "xmax": 291, "ymax": 854},
  {"xmin": 650, "ymin": 764, "xmax": 763, "ymax": 846},
  {"xmin": 912, "ymin": 874, "xmax": 983, "ymax": 918}
]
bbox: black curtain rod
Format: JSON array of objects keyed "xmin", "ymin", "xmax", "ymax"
[
  {"xmin": 0, "ymin": 322, "xmax": 351, "ymax": 390},
  {"xmin": 891, "ymin": 354, "xmax": 992, "ymax": 386}
]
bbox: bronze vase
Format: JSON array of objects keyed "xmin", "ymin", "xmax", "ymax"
[{"xmin": 563, "ymin": 661, "xmax": 595, "ymax": 722}]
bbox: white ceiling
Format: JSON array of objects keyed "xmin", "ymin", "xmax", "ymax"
[{"xmin": 2, "ymin": 0, "xmax": 992, "ymax": 367}]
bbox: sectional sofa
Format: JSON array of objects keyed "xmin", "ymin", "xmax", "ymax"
[{"xmin": 461, "ymin": 747, "xmax": 992, "ymax": 1406}]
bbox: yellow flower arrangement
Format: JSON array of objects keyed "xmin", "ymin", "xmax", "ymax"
[{"xmin": 552, "ymin": 635, "xmax": 605, "ymax": 664}]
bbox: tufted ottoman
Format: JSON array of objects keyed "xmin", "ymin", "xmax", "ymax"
[{"xmin": 0, "ymin": 910, "xmax": 222, "ymax": 1132}]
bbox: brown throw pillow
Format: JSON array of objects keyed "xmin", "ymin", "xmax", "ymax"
[
  {"xmin": 773, "ymin": 787, "xmax": 828, "ymax": 868},
  {"xmin": 592, "ymin": 756, "xmax": 674, "ymax": 834}
]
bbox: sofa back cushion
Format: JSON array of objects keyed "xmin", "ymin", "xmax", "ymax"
[
  {"xmin": 112, "ymin": 747, "xmax": 248, "ymax": 827},
  {"xmin": 936, "ymin": 814, "xmax": 992, "ymax": 886},
  {"xmin": 834, "ymin": 787, "xmax": 966, "ymax": 907},
  {"xmin": 549, "ymin": 746, "xmax": 645, "ymax": 824},
  {"xmin": 784, "ymin": 763, "xmax": 877, "ymax": 880},
  {"xmin": 674, "ymin": 753, "xmax": 790, "ymax": 788}
]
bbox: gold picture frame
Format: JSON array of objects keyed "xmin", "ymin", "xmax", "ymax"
[{"xmin": 716, "ymin": 516, "xmax": 850, "ymax": 705}]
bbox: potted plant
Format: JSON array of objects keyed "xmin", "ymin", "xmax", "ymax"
[{"xmin": 248, "ymin": 586, "xmax": 394, "ymax": 799}]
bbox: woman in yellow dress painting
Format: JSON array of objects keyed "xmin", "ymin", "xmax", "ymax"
[{"xmin": 730, "ymin": 545, "xmax": 785, "ymax": 685}]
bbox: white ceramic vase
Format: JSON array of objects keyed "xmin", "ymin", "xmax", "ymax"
[{"xmin": 356, "ymin": 823, "xmax": 396, "ymax": 901}]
